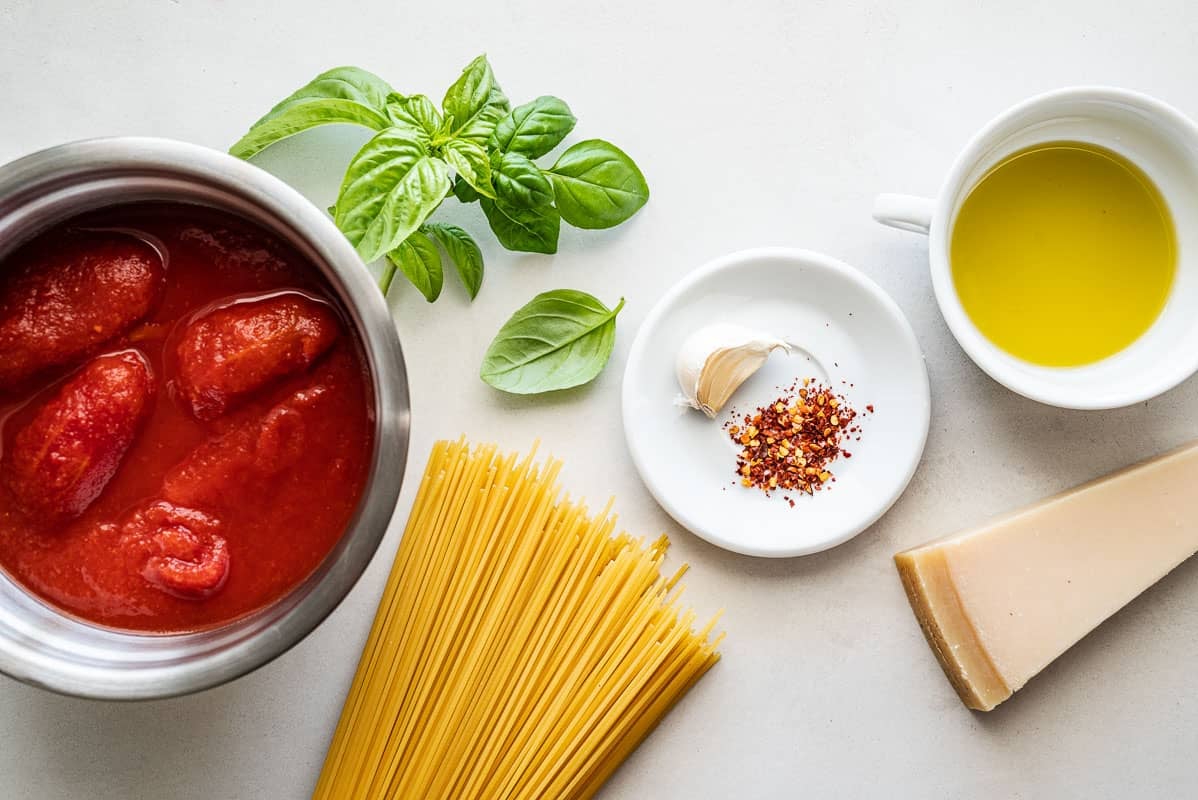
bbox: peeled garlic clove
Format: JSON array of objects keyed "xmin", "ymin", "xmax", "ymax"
[
  {"xmin": 676, "ymin": 324, "xmax": 791, "ymax": 418},
  {"xmin": 697, "ymin": 346, "xmax": 777, "ymax": 416}
]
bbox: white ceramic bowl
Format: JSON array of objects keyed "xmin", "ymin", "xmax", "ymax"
[
  {"xmin": 622, "ymin": 248, "xmax": 929, "ymax": 557},
  {"xmin": 876, "ymin": 86, "xmax": 1198, "ymax": 409}
]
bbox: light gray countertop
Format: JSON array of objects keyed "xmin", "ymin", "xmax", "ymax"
[{"xmin": 2, "ymin": 0, "xmax": 1197, "ymax": 796}]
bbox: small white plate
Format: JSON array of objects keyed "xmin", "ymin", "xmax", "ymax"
[{"xmin": 622, "ymin": 248, "xmax": 930, "ymax": 557}]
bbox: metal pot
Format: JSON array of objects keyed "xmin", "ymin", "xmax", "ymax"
[{"xmin": 0, "ymin": 137, "xmax": 409, "ymax": 699}]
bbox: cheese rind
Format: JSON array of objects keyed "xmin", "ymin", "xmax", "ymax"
[
  {"xmin": 895, "ymin": 441, "xmax": 1198, "ymax": 711},
  {"xmin": 895, "ymin": 548, "xmax": 1010, "ymax": 710}
]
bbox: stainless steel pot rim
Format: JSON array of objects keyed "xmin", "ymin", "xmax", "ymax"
[{"xmin": 0, "ymin": 137, "xmax": 410, "ymax": 700}]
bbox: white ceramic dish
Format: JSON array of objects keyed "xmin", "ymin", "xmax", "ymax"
[{"xmin": 622, "ymin": 248, "xmax": 930, "ymax": 558}]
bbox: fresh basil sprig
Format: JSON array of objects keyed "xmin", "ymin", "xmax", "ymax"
[
  {"xmin": 230, "ymin": 55, "xmax": 649, "ymax": 302},
  {"xmin": 480, "ymin": 290, "xmax": 624, "ymax": 394}
]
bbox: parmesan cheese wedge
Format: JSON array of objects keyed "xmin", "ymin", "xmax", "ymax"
[{"xmin": 895, "ymin": 441, "xmax": 1198, "ymax": 711}]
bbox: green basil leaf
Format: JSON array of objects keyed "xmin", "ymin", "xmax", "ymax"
[
  {"xmin": 492, "ymin": 152, "xmax": 554, "ymax": 210},
  {"xmin": 422, "ymin": 223, "xmax": 484, "ymax": 300},
  {"xmin": 442, "ymin": 139, "xmax": 496, "ymax": 199},
  {"xmin": 442, "ymin": 54, "xmax": 510, "ymax": 144},
  {"xmin": 230, "ymin": 67, "xmax": 393, "ymax": 159},
  {"xmin": 385, "ymin": 232, "xmax": 443, "ymax": 301},
  {"xmin": 335, "ymin": 128, "xmax": 451, "ymax": 263},
  {"xmin": 453, "ymin": 177, "xmax": 480, "ymax": 204},
  {"xmin": 547, "ymin": 139, "xmax": 649, "ymax": 229},
  {"xmin": 267, "ymin": 66, "xmax": 394, "ymax": 110},
  {"xmin": 385, "ymin": 94, "xmax": 442, "ymax": 139},
  {"xmin": 490, "ymin": 96, "xmax": 576, "ymax": 159},
  {"xmin": 480, "ymin": 197, "xmax": 559, "ymax": 254},
  {"xmin": 480, "ymin": 290, "xmax": 625, "ymax": 394}
]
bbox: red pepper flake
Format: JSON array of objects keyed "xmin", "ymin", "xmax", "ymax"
[{"xmin": 723, "ymin": 380, "xmax": 864, "ymax": 500}]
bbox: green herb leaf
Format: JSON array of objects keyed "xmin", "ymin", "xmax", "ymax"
[
  {"xmin": 443, "ymin": 139, "xmax": 496, "ymax": 199},
  {"xmin": 453, "ymin": 177, "xmax": 480, "ymax": 204},
  {"xmin": 385, "ymin": 94, "xmax": 442, "ymax": 139},
  {"xmin": 235, "ymin": 63, "xmax": 646, "ymax": 304},
  {"xmin": 442, "ymin": 55, "xmax": 510, "ymax": 145},
  {"xmin": 335, "ymin": 128, "xmax": 452, "ymax": 263},
  {"xmin": 480, "ymin": 290, "xmax": 624, "ymax": 393},
  {"xmin": 230, "ymin": 67, "xmax": 393, "ymax": 159},
  {"xmin": 384, "ymin": 232, "xmax": 443, "ymax": 301},
  {"xmin": 423, "ymin": 223, "xmax": 484, "ymax": 299},
  {"xmin": 492, "ymin": 152, "xmax": 554, "ymax": 210},
  {"xmin": 484, "ymin": 152, "xmax": 558, "ymax": 252},
  {"xmin": 490, "ymin": 96, "xmax": 576, "ymax": 159},
  {"xmin": 547, "ymin": 139, "xmax": 649, "ymax": 229},
  {"xmin": 480, "ymin": 197, "xmax": 560, "ymax": 254}
]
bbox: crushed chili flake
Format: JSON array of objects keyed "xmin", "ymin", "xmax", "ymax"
[{"xmin": 724, "ymin": 380, "xmax": 869, "ymax": 500}]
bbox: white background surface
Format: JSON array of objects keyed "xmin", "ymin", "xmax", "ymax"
[{"xmin": 2, "ymin": 1, "xmax": 1197, "ymax": 797}]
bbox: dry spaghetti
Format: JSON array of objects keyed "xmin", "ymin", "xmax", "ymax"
[{"xmin": 312, "ymin": 439, "xmax": 723, "ymax": 800}]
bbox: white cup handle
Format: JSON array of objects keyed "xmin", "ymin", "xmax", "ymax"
[{"xmin": 873, "ymin": 193, "xmax": 935, "ymax": 235}]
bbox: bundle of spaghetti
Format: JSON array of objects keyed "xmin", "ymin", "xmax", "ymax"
[{"xmin": 313, "ymin": 438, "xmax": 724, "ymax": 800}]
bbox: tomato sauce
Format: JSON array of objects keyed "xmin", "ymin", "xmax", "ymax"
[{"xmin": 0, "ymin": 204, "xmax": 374, "ymax": 632}]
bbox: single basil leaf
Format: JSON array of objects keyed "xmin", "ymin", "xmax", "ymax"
[
  {"xmin": 443, "ymin": 139, "xmax": 496, "ymax": 199},
  {"xmin": 547, "ymin": 139, "xmax": 649, "ymax": 229},
  {"xmin": 453, "ymin": 176, "xmax": 480, "ymax": 204},
  {"xmin": 480, "ymin": 290, "xmax": 625, "ymax": 394},
  {"xmin": 265, "ymin": 66, "xmax": 394, "ymax": 111},
  {"xmin": 385, "ymin": 232, "xmax": 443, "ymax": 301},
  {"xmin": 480, "ymin": 197, "xmax": 559, "ymax": 254},
  {"xmin": 385, "ymin": 94, "xmax": 442, "ymax": 139},
  {"xmin": 335, "ymin": 128, "xmax": 451, "ymax": 263},
  {"xmin": 490, "ymin": 96, "xmax": 576, "ymax": 159},
  {"xmin": 423, "ymin": 222, "xmax": 484, "ymax": 300},
  {"xmin": 492, "ymin": 152, "xmax": 553, "ymax": 210},
  {"xmin": 230, "ymin": 67, "xmax": 393, "ymax": 159},
  {"xmin": 442, "ymin": 55, "xmax": 510, "ymax": 144}
]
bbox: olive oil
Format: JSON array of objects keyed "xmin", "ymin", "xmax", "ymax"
[{"xmin": 950, "ymin": 141, "xmax": 1175, "ymax": 367}]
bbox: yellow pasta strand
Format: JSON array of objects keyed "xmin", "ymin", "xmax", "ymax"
[{"xmin": 314, "ymin": 440, "xmax": 723, "ymax": 800}]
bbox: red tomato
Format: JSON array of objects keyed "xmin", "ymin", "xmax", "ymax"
[
  {"xmin": 173, "ymin": 293, "xmax": 339, "ymax": 420},
  {"xmin": 0, "ymin": 206, "xmax": 374, "ymax": 633},
  {"xmin": 163, "ymin": 384, "xmax": 329, "ymax": 510},
  {"xmin": 3, "ymin": 351, "xmax": 155, "ymax": 524},
  {"xmin": 120, "ymin": 501, "xmax": 229, "ymax": 600},
  {"xmin": 0, "ymin": 233, "xmax": 164, "ymax": 387}
]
